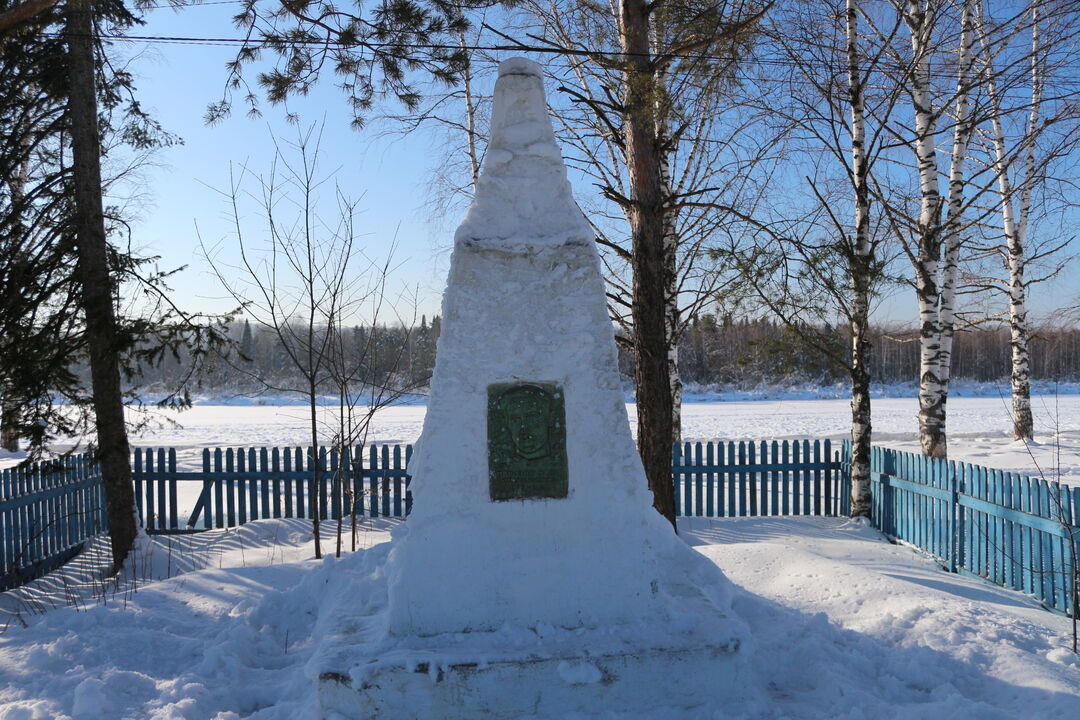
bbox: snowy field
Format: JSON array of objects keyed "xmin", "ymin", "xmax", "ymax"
[
  {"xmin": 3, "ymin": 394, "xmax": 1076, "ymax": 524},
  {"xmin": 106, "ymin": 393, "xmax": 1080, "ymax": 484},
  {"xmin": 4, "ymin": 393, "xmax": 1078, "ymax": 483},
  {"xmin": 127, "ymin": 394, "xmax": 1080, "ymax": 486},
  {"xmin": 1, "ymin": 516, "xmax": 1077, "ymax": 719}
]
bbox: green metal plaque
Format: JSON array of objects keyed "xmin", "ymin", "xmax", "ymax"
[{"xmin": 487, "ymin": 382, "xmax": 569, "ymax": 501}]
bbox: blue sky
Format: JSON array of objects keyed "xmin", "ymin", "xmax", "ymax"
[
  {"xmin": 117, "ymin": 4, "xmax": 1077, "ymax": 330},
  {"xmin": 119, "ymin": 3, "xmax": 455, "ymax": 323}
]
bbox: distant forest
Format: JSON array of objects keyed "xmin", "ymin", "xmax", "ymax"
[
  {"xmin": 133, "ymin": 315, "xmax": 1080, "ymax": 399},
  {"xmin": 676, "ymin": 316, "xmax": 1080, "ymax": 386}
]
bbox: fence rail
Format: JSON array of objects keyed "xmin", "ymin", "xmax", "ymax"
[
  {"xmin": 863, "ymin": 442, "xmax": 1080, "ymax": 617},
  {"xmin": 0, "ymin": 455, "xmax": 106, "ymax": 591}
]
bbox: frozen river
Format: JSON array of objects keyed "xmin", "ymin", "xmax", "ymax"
[{"xmin": 5, "ymin": 395, "xmax": 1078, "ymax": 516}]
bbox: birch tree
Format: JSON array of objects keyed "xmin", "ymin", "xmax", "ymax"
[
  {"xmin": 974, "ymin": 0, "xmax": 1080, "ymax": 440},
  {"xmin": 933, "ymin": 0, "xmax": 978, "ymax": 456},
  {"xmin": 719, "ymin": 0, "xmax": 904, "ymax": 518},
  {"xmin": 846, "ymin": 0, "xmax": 875, "ymax": 517},
  {"xmin": 898, "ymin": 0, "xmax": 950, "ymax": 459},
  {"xmin": 982, "ymin": 2, "xmax": 1037, "ymax": 440},
  {"xmin": 869, "ymin": 0, "xmax": 996, "ymax": 459},
  {"xmin": 875, "ymin": 0, "xmax": 1031, "ymax": 457}
]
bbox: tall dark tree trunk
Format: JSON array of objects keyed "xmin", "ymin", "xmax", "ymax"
[
  {"xmin": 0, "ymin": 399, "xmax": 18, "ymax": 452},
  {"xmin": 2, "ymin": 116, "xmax": 30, "ymax": 455},
  {"xmin": 621, "ymin": 0, "xmax": 675, "ymax": 529},
  {"xmin": 67, "ymin": 0, "xmax": 136, "ymax": 573}
]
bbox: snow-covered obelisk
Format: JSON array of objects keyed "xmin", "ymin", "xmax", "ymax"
[{"xmin": 316, "ymin": 58, "xmax": 749, "ymax": 719}]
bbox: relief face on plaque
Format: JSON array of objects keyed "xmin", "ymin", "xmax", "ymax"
[{"xmin": 487, "ymin": 382, "xmax": 569, "ymax": 501}]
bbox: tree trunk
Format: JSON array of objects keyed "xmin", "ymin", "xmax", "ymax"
[
  {"xmin": 309, "ymin": 368, "xmax": 323, "ymax": 559},
  {"xmin": 903, "ymin": 0, "xmax": 948, "ymax": 459},
  {"xmin": 938, "ymin": 0, "xmax": 976, "ymax": 454},
  {"xmin": 459, "ymin": 27, "xmax": 480, "ymax": 190},
  {"xmin": 2, "ymin": 109, "xmax": 31, "ymax": 454},
  {"xmin": 1009, "ymin": 2, "xmax": 1041, "ymax": 442},
  {"xmin": 621, "ymin": 0, "xmax": 675, "ymax": 529},
  {"xmin": 655, "ymin": 35, "xmax": 682, "ymax": 445},
  {"xmin": 67, "ymin": 0, "xmax": 136, "ymax": 573},
  {"xmin": 0, "ymin": 399, "xmax": 18, "ymax": 452},
  {"xmin": 981, "ymin": 1, "xmax": 1039, "ymax": 441},
  {"xmin": 847, "ymin": 0, "xmax": 872, "ymax": 518},
  {"xmin": 0, "ymin": 0, "xmax": 59, "ymax": 33}
]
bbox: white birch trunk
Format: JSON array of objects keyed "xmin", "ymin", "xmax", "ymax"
[
  {"xmin": 937, "ymin": 0, "xmax": 977, "ymax": 455},
  {"xmin": 981, "ymin": 0, "xmax": 1038, "ymax": 441},
  {"xmin": 848, "ymin": 0, "xmax": 873, "ymax": 518},
  {"xmin": 459, "ymin": 28, "xmax": 480, "ymax": 190},
  {"xmin": 1009, "ymin": 2, "xmax": 1041, "ymax": 441},
  {"xmin": 903, "ymin": 0, "xmax": 948, "ymax": 458},
  {"xmin": 663, "ymin": 193, "xmax": 681, "ymax": 444}
]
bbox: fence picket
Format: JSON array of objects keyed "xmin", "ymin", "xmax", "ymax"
[
  {"xmin": 393, "ymin": 445, "xmax": 404, "ymax": 517},
  {"xmin": 296, "ymin": 447, "xmax": 307, "ymax": 519},
  {"xmin": 404, "ymin": 445, "xmax": 414, "ymax": 516},
  {"xmin": 706, "ymin": 442, "xmax": 717, "ymax": 517},
  {"xmin": 769, "ymin": 441, "xmax": 779, "ymax": 518},
  {"xmin": 134, "ymin": 449, "xmax": 145, "ymax": 527},
  {"xmin": 168, "ymin": 449, "xmax": 178, "ymax": 530},
  {"xmin": 781, "ymin": 441, "xmax": 790, "ymax": 516},
  {"xmin": 248, "ymin": 448, "xmax": 259, "ymax": 522},
  {"xmin": 236, "ymin": 448, "xmax": 248, "ymax": 526},
  {"xmin": 812, "ymin": 440, "xmax": 822, "ymax": 516}
]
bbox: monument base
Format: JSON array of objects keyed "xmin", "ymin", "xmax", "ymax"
[{"xmin": 317, "ymin": 629, "xmax": 745, "ymax": 720}]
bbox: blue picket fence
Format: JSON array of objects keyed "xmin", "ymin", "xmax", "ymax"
[
  {"xmin": 133, "ymin": 440, "xmax": 844, "ymax": 531},
  {"xmin": 5, "ymin": 439, "xmax": 1078, "ymax": 619},
  {"xmin": 860, "ymin": 442, "xmax": 1080, "ymax": 616},
  {"xmin": 673, "ymin": 439, "xmax": 848, "ymax": 518},
  {"xmin": 0, "ymin": 454, "xmax": 106, "ymax": 591},
  {"xmin": 132, "ymin": 445, "xmax": 412, "ymax": 532}
]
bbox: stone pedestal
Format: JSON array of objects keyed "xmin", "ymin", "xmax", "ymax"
[{"xmin": 318, "ymin": 632, "xmax": 743, "ymax": 720}]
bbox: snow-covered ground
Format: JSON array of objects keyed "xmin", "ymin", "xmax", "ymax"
[
  {"xmin": 2, "ymin": 395, "xmax": 1079, "ymax": 717},
  {"xmin": 89, "ymin": 393, "xmax": 1080, "ymax": 485},
  {"xmin": 1, "ymin": 516, "xmax": 1077, "ymax": 719},
  {"xmin": 5, "ymin": 391, "xmax": 1079, "ymax": 482}
]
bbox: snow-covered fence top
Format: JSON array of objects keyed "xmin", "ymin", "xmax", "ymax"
[
  {"xmin": 862, "ymin": 442, "xmax": 1080, "ymax": 617},
  {"xmin": 0, "ymin": 454, "xmax": 106, "ymax": 591}
]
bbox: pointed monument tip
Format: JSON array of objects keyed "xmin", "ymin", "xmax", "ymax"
[{"xmin": 498, "ymin": 57, "xmax": 542, "ymax": 78}]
